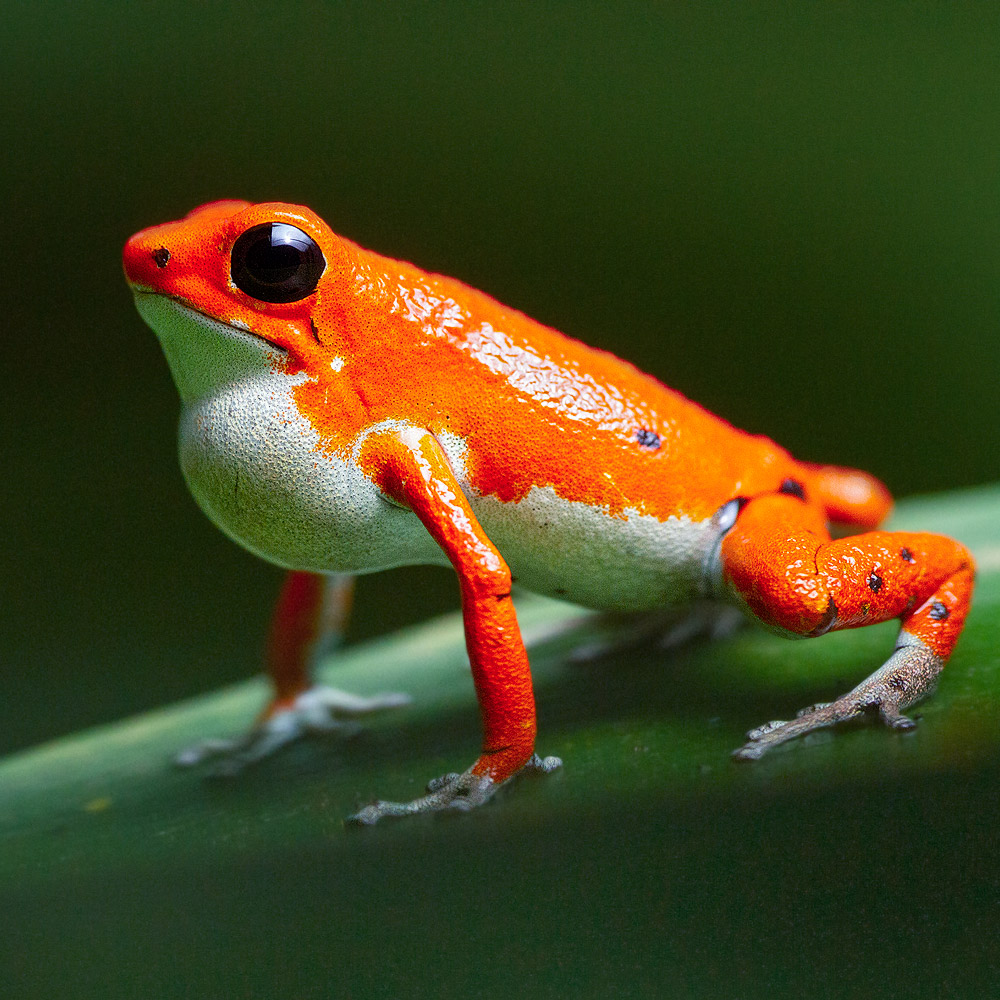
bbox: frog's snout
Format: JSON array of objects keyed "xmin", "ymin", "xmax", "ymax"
[
  {"xmin": 123, "ymin": 200, "xmax": 251, "ymax": 291},
  {"xmin": 122, "ymin": 229, "xmax": 167, "ymax": 290}
]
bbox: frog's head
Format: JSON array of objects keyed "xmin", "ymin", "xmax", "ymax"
[{"xmin": 124, "ymin": 200, "xmax": 352, "ymax": 404}]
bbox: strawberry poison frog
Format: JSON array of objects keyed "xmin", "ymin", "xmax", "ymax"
[{"xmin": 123, "ymin": 200, "xmax": 975, "ymax": 824}]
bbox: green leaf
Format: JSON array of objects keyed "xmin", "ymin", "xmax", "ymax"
[{"xmin": 2, "ymin": 485, "xmax": 998, "ymax": 998}]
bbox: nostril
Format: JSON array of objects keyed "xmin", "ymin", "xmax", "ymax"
[{"xmin": 152, "ymin": 247, "xmax": 170, "ymax": 268}]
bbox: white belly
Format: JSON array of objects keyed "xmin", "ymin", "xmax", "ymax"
[
  {"xmin": 472, "ymin": 486, "xmax": 716, "ymax": 612},
  {"xmin": 178, "ymin": 375, "xmax": 444, "ymax": 574},
  {"xmin": 180, "ymin": 374, "xmax": 715, "ymax": 610}
]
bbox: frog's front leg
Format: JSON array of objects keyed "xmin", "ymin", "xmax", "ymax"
[
  {"xmin": 347, "ymin": 427, "xmax": 561, "ymax": 825},
  {"xmin": 176, "ymin": 571, "xmax": 409, "ymax": 774},
  {"xmin": 718, "ymin": 495, "xmax": 975, "ymax": 760}
]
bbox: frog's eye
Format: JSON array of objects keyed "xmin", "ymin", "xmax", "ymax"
[{"xmin": 230, "ymin": 223, "xmax": 326, "ymax": 303}]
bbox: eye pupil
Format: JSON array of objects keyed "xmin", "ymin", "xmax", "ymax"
[
  {"xmin": 245, "ymin": 239, "xmax": 299, "ymax": 283},
  {"xmin": 231, "ymin": 223, "xmax": 326, "ymax": 303}
]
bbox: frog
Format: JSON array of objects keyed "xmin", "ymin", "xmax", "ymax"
[{"xmin": 123, "ymin": 200, "xmax": 975, "ymax": 824}]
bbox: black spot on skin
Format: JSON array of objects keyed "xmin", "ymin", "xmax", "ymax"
[
  {"xmin": 635, "ymin": 428, "xmax": 661, "ymax": 449},
  {"xmin": 778, "ymin": 478, "xmax": 806, "ymax": 501},
  {"xmin": 889, "ymin": 674, "xmax": 907, "ymax": 692},
  {"xmin": 309, "ymin": 317, "xmax": 321, "ymax": 342},
  {"xmin": 900, "ymin": 548, "xmax": 915, "ymax": 563},
  {"xmin": 868, "ymin": 573, "xmax": 883, "ymax": 593},
  {"xmin": 152, "ymin": 247, "xmax": 170, "ymax": 268},
  {"xmin": 929, "ymin": 601, "xmax": 950, "ymax": 621}
]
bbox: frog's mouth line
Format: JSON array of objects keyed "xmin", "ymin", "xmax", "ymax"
[{"xmin": 132, "ymin": 290, "xmax": 289, "ymax": 354}]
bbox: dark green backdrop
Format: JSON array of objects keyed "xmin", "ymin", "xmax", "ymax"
[
  {"xmin": 4, "ymin": 3, "xmax": 1000, "ymax": 997},
  {"xmin": 6, "ymin": 2, "xmax": 998, "ymax": 753}
]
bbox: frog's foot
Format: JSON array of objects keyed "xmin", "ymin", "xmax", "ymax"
[
  {"xmin": 732, "ymin": 642, "xmax": 942, "ymax": 761},
  {"xmin": 175, "ymin": 685, "xmax": 411, "ymax": 776},
  {"xmin": 347, "ymin": 752, "xmax": 562, "ymax": 825}
]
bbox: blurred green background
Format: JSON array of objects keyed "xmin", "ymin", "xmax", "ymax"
[
  {"xmin": 5, "ymin": 1, "xmax": 998, "ymax": 753},
  {"xmin": 2, "ymin": 3, "xmax": 999, "ymax": 995}
]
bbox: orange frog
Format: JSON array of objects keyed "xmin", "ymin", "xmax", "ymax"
[{"xmin": 123, "ymin": 200, "xmax": 975, "ymax": 823}]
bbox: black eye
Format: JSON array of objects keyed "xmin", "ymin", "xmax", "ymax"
[{"xmin": 230, "ymin": 223, "xmax": 326, "ymax": 303}]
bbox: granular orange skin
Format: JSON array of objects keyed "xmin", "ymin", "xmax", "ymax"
[
  {"xmin": 126, "ymin": 200, "xmax": 877, "ymax": 524},
  {"xmin": 124, "ymin": 200, "xmax": 975, "ymax": 810}
]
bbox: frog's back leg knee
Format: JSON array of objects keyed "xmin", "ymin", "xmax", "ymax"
[{"xmin": 802, "ymin": 462, "xmax": 894, "ymax": 529}]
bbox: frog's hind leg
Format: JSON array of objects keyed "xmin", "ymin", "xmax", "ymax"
[
  {"xmin": 568, "ymin": 602, "xmax": 745, "ymax": 664},
  {"xmin": 176, "ymin": 571, "xmax": 410, "ymax": 774},
  {"xmin": 718, "ymin": 494, "xmax": 974, "ymax": 760},
  {"xmin": 803, "ymin": 462, "xmax": 893, "ymax": 530}
]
